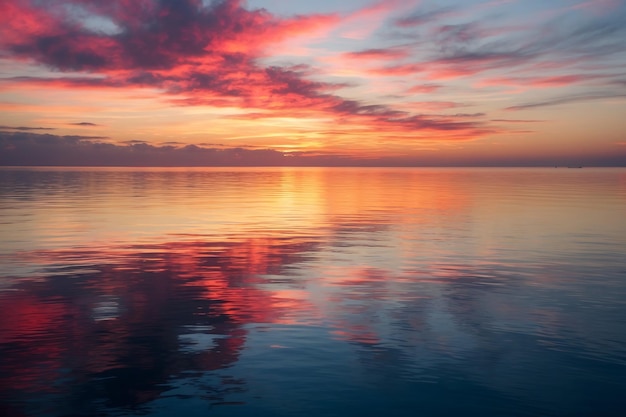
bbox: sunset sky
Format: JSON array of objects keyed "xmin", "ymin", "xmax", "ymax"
[{"xmin": 1, "ymin": 0, "xmax": 625, "ymax": 166}]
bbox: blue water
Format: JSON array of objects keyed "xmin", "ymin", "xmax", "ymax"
[{"xmin": 1, "ymin": 167, "xmax": 625, "ymax": 416}]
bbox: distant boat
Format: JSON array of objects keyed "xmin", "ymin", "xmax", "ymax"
[{"xmin": 567, "ymin": 166, "xmax": 583, "ymax": 168}]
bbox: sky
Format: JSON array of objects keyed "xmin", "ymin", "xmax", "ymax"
[{"xmin": 0, "ymin": 0, "xmax": 625, "ymax": 166}]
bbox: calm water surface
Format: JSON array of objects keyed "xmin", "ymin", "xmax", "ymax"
[{"xmin": 1, "ymin": 167, "xmax": 625, "ymax": 417}]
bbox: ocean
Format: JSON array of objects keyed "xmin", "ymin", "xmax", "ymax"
[{"xmin": 1, "ymin": 167, "xmax": 625, "ymax": 416}]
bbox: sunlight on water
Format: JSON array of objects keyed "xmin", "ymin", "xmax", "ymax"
[{"xmin": 1, "ymin": 167, "xmax": 625, "ymax": 416}]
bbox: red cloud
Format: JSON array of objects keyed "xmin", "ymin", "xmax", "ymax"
[{"xmin": 0, "ymin": 0, "xmax": 498, "ymax": 143}]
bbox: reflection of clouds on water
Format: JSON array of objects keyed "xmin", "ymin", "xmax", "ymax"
[
  {"xmin": 313, "ymin": 259, "xmax": 626, "ymax": 412},
  {"xmin": 0, "ymin": 235, "xmax": 320, "ymax": 416}
]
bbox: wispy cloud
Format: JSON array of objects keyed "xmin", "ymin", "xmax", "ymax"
[
  {"xmin": 491, "ymin": 119, "xmax": 545, "ymax": 123},
  {"xmin": 342, "ymin": 48, "xmax": 410, "ymax": 61},
  {"xmin": 381, "ymin": 1, "xmax": 626, "ymax": 82},
  {"xmin": 476, "ymin": 73, "xmax": 619, "ymax": 90},
  {"xmin": 406, "ymin": 84, "xmax": 443, "ymax": 94},
  {"xmin": 394, "ymin": 6, "xmax": 459, "ymax": 28},
  {"xmin": 0, "ymin": 125, "xmax": 55, "ymax": 131},
  {"xmin": 506, "ymin": 91, "xmax": 626, "ymax": 111},
  {"xmin": 69, "ymin": 122, "xmax": 99, "ymax": 126}
]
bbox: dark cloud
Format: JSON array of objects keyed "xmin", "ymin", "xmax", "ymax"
[
  {"xmin": 0, "ymin": 75, "xmax": 112, "ymax": 88},
  {"xmin": 0, "ymin": 131, "xmax": 383, "ymax": 166},
  {"xmin": 121, "ymin": 140, "xmax": 148, "ymax": 144},
  {"xmin": 0, "ymin": 125, "xmax": 55, "ymax": 131},
  {"xmin": 0, "ymin": 131, "xmax": 287, "ymax": 166},
  {"xmin": 392, "ymin": 114, "xmax": 490, "ymax": 133},
  {"xmin": 265, "ymin": 66, "xmax": 327, "ymax": 99},
  {"xmin": 70, "ymin": 122, "xmax": 99, "ymax": 126},
  {"xmin": 330, "ymin": 100, "xmax": 405, "ymax": 118},
  {"xmin": 449, "ymin": 113, "xmax": 486, "ymax": 118},
  {"xmin": 5, "ymin": 130, "xmax": 575, "ymax": 166}
]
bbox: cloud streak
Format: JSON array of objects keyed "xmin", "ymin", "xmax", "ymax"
[
  {"xmin": 0, "ymin": 131, "xmax": 288, "ymax": 166},
  {"xmin": 70, "ymin": 122, "xmax": 99, "ymax": 126},
  {"xmin": 0, "ymin": 125, "xmax": 55, "ymax": 131},
  {"xmin": 506, "ymin": 91, "xmax": 626, "ymax": 111}
]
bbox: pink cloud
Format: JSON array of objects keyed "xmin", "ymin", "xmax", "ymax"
[
  {"xmin": 342, "ymin": 48, "xmax": 410, "ymax": 61},
  {"xmin": 337, "ymin": 0, "xmax": 420, "ymax": 39},
  {"xmin": 477, "ymin": 74, "xmax": 611, "ymax": 89}
]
